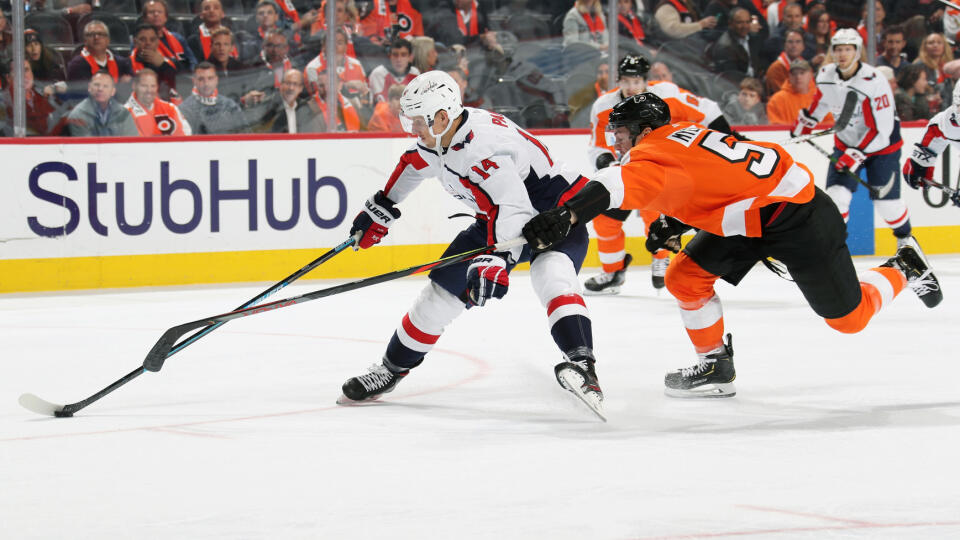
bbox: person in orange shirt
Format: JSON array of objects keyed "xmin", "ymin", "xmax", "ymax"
[
  {"xmin": 125, "ymin": 68, "xmax": 191, "ymax": 136},
  {"xmin": 766, "ymin": 58, "xmax": 833, "ymax": 125},
  {"xmin": 523, "ymin": 92, "xmax": 943, "ymax": 398},
  {"xmin": 366, "ymin": 83, "xmax": 404, "ymax": 132},
  {"xmin": 764, "ymin": 28, "xmax": 806, "ymax": 96}
]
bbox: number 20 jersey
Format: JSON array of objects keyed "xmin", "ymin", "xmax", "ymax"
[
  {"xmin": 594, "ymin": 122, "xmax": 815, "ymax": 238},
  {"xmin": 380, "ymin": 107, "xmax": 586, "ymax": 261}
]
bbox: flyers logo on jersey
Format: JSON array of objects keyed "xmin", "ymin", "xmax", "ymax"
[{"xmin": 155, "ymin": 115, "xmax": 177, "ymax": 135}]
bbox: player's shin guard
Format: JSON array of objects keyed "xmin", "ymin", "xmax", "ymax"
[
  {"xmin": 665, "ymin": 253, "xmax": 725, "ymax": 353},
  {"xmin": 826, "ymin": 185, "xmax": 853, "ymax": 223},
  {"xmin": 384, "ymin": 281, "xmax": 465, "ymax": 369},
  {"xmin": 875, "ymin": 199, "xmax": 911, "ymax": 238},
  {"xmin": 593, "ymin": 213, "xmax": 627, "ymax": 273},
  {"xmin": 825, "ymin": 266, "xmax": 906, "ymax": 333}
]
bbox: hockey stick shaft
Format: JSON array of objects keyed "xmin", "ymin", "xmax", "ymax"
[
  {"xmin": 780, "ymin": 91, "xmax": 859, "ymax": 145},
  {"xmin": 141, "ymin": 237, "xmax": 526, "ymax": 371},
  {"xmin": 804, "ymin": 138, "xmax": 892, "ymax": 197},
  {"xmin": 39, "ymin": 238, "xmax": 356, "ymax": 417}
]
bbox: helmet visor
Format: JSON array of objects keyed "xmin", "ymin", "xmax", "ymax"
[{"xmin": 399, "ymin": 113, "xmax": 428, "ymax": 135}]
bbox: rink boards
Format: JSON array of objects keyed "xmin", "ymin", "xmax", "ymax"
[{"xmin": 2, "ymin": 125, "xmax": 959, "ymax": 293}]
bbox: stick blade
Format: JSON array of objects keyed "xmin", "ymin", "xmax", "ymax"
[{"xmin": 18, "ymin": 393, "xmax": 66, "ymax": 417}]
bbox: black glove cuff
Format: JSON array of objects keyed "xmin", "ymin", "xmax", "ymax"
[
  {"xmin": 563, "ymin": 181, "xmax": 611, "ymax": 225},
  {"xmin": 373, "ymin": 190, "xmax": 401, "ymax": 219}
]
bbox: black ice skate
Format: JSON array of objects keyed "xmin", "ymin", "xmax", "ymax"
[
  {"xmin": 651, "ymin": 253, "xmax": 670, "ymax": 290},
  {"xmin": 584, "ymin": 254, "xmax": 632, "ymax": 295},
  {"xmin": 339, "ymin": 361, "xmax": 409, "ymax": 403},
  {"xmin": 554, "ymin": 348, "xmax": 605, "ymax": 421},
  {"xmin": 882, "ymin": 244, "xmax": 943, "ymax": 308},
  {"xmin": 664, "ymin": 334, "xmax": 736, "ymax": 398}
]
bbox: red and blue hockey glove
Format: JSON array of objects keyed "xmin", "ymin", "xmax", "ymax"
[
  {"xmin": 466, "ymin": 254, "xmax": 510, "ymax": 307},
  {"xmin": 835, "ymin": 147, "xmax": 865, "ymax": 173},
  {"xmin": 903, "ymin": 144, "xmax": 938, "ymax": 189},
  {"xmin": 791, "ymin": 108, "xmax": 818, "ymax": 137},
  {"xmin": 350, "ymin": 191, "xmax": 401, "ymax": 249},
  {"xmin": 645, "ymin": 215, "xmax": 691, "ymax": 254}
]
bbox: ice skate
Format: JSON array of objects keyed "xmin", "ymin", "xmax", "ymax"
[
  {"xmin": 584, "ymin": 254, "xmax": 632, "ymax": 295},
  {"xmin": 651, "ymin": 252, "xmax": 670, "ymax": 290},
  {"xmin": 882, "ymin": 244, "xmax": 943, "ymax": 308},
  {"xmin": 665, "ymin": 334, "xmax": 736, "ymax": 398},
  {"xmin": 554, "ymin": 348, "xmax": 605, "ymax": 421},
  {"xmin": 339, "ymin": 361, "xmax": 409, "ymax": 403}
]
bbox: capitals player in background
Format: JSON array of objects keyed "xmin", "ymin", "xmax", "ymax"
[
  {"xmin": 341, "ymin": 71, "xmax": 603, "ymax": 415},
  {"xmin": 585, "ymin": 54, "xmax": 734, "ymax": 294},
  {"xmin": 903, "ymin": 83, "xmax": 960, "ymax": 208},
  {"xmin": 792, "ymin": 29, "xmax": 928, "ymax": 257},
  {"xmin": 523, "ymin": 93, "xmax": 943, "ymax": 399}
]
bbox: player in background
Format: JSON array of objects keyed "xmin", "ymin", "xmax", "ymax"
[
  {"xmin": 902, "ymin": 83, "xmax": 960, "ymax": 208},
  {"xmin": 792, "ymin": 29, "xmax": 929, "ymax": 256},
  {"xmin": 523, "ymin": 93, "xmax": 942, "ymax": 398},
  {"xmin": 342, "ymin": 71, "xmax": 603, "ymax": 415},
  {"xmin": 585, "ymin": 54, "xmax": 734, "ymax": 295}
]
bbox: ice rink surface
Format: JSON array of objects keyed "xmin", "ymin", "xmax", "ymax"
[{"xmin": 3, "ymin": 254, "xmax": 960, "ymax": 539}]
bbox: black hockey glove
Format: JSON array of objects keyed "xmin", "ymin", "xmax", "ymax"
[
  {"xmin": 523, "ymin": 206, "xmax": 573, "ymax": 250},
  {"xmin": 645, "ymin": 215, "xmax": 691, "ymax": 254},
  {"xmin": 351, "ymin": 191, "xmax": 400, "ymax": 249},
  {"xmin": 952, "ymin": 189, "xmax": 960, "ymax": 208},
  {"xmin": 903, "ymin": 144, "xmax": 937, "ymax": 189},
  {"xmin": 595, "ymin": 152, "xmax": 617, "ymax": 170}
]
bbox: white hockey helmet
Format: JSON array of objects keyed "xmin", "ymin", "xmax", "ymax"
[
  {"xmin": 830, "ymin": 28, "xmax": 863, "ymax": 60},
  {"xmin": 399, "ymin": 71, "xmax": 464, "ymax": 136}
]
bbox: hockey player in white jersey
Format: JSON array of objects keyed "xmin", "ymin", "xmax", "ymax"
[
  {"xmin": 340, "ymin": 71, "xmax": 603, "ymax": 417},
  {"xmin": 793, "ymin": 28, "xmax": 927, "ymax": 255},
  {"xmin": 902, "ymin": 83, "xmax": 960, "ymax": 208},
  {"xmin": 584, "ymin": 54, "xmax": 733, "ymax": 294}
]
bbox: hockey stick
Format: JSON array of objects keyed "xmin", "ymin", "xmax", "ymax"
[
  {"xmin": 140, "ymin": 237, "xmax": 525, "ymax": 372},
  {"xmin": 804, "ymin": 139, "xmax": 896, "ymax": 198},
  {"xmin": 18, "ymin": 237, "xmax": 358, "ymax": 417},
  {"xmin": 779, "ymin": 91, "xmax": 859, "ymax": 145},
  {"xmin": 920, "ymin": 177, "xmax": 960, "ymax": 198}
]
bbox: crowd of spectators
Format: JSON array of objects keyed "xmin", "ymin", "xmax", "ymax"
[{"xmin": 2, "ymin": 0, "xmax": 960, "ymax": 137}]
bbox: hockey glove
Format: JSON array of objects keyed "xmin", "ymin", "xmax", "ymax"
[
  {"xmin": 466, "ymin": 254, "xmax": 510, "ymax": 307},
  {"xmin": 645, "ymin": 215, "xmax": 690, "ymax": 254},
  {"xmin": 952, "ymin": 189, "xmax": 960, "ymax": 208},
  {"xmin": 791, "ymin": 108, "xmax": 818, "ymax": 137},
  {"xmin": 595, "ymin": 152, "xmax": 617, "ymax": 170},
  {"xmin": 903, "ymin": 144, "xmax": 938, "ymax": 189},
  {"xmin": 835, "ymin": 147, "xmax": 866, "ymax": 173},
  {"xmin": 522, "ymin": 205, "xmax": 573, "ymax": 250},
  {"xmin": 350, "ymin": 191, "xmax": 401, "ymax": 249}
]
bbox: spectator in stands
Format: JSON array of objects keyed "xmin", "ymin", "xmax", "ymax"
[
  {"xmin": 945, "ymin": 5, "xmax": 960, "ymax": 47},
  {"xmin": 25, "ymin": 0, "xmax": 91, "ymax": 19},
  {"xmin": 856, "ymin": 1, "xmax": 885, "ymax": 46},
  {"xmin": 309, "ymin": 67, "xmax": 359, "ymax": 131},
  {"xmin": 242, "ymin": 28, "xmax": 299, "ymax": 107},
  {"xmin": 617, "ymin": 0, "xmax": 645, "ymax": 48},
  {"xmin": 649, "ymin": 61, "xmax": 673, "ymax": 82},
  {"xmin": 131, "ymin": 24, "xmax": 180, "ymax": 101},
  {"xmin": 765, "ymin": 28, "xmax": 805, "ymax": 96},
  {"xmin": 890, "ymin": 1, "xmax": 944, "ymax": 28},
  {"xmin": 653, "ymin": 0, "xmax": 716, "ymax": 41},
  {"xmin": 562, "ymin": 0, "xmax": 608, "ymax": 50},
  {"xmin": 806, "ymin": 5, "xmax": 832, "ymax": 68},
  {"xmin": 67, "ymin": 21, "xmax": 134, "ymax": 83},
  {"xmin": 250, "ymin": 68, "xmax": 324, "ymax": 132},
  {"xmin": 3, "ymin": 59, "xmax": 57, "ymax": 135},
  {"xmin": 703, "ymin": 0, "xmax": 767, "ymax": 44},
  {"xmin": 65, "ymin": 71, "xmax": 138, "ymax": 136},
  {"xmin": 709, "ymin": 7, "xmax": 765, "ymax": 78},
  {"xmin": 366, "ymin": 82, "xmax": 404, "ymax": 131},
  {"xmin": 763, "ymin": 2, "xmax": 815, "ymax": 64},
  {"xmin": 895, "ymin": 62, "xmax": 939, "ymax": 121},
  {"xmin": 304, "ymin": 27, "xmax": 369, "ymax": 111},
  {"xmin": 385, "ymin": 0, "xmax": 424, "ymax": 40},
  {"xmin": 180, "ymin": 61, "xmax": 244, "ymax": 134},
  {"xmin": 915, "ymin": 32, "xmax": 953, "ymax": 105},
  {"xmin": 188, "ymin": 0, "xmax": 240, "ymax": 62},
  {"xmin": 877, "ymin": 25, "xmax": 908, "ymax": 76},
  {"xmin": 722, "ymin": 76, "xmax": 767, "ymax": 125},
  {"xmin": 766, "ymin": 58, "xmax": 816, "ymax": 125},
  {"xmin": 251, "ymin": 0, "xmax": 301, "ymax": 57},
  {"xmin": 410, "ymin": 35, "xmax": 437, "ymax": 73},
  {"xmin": 125, "ymin": 68, "xmax": 191, "ymax": 135},
  {"xmin": 356, "ymin": 0, "xmax": 390, "ymax": 44},
  {"xmin": 368, "ymin": 37, "xmax": 418, "ymax": 103},
  {"xmin": 446, "ymin": 66, "xmax": 467, "ymax": 100},
  {"xmin": 24, "ymin": 29, "xmax": 65, "ymax": 92},
  {"xmin": 431, "ymin": 0, "xmax": 499, "ymax": 52},
  {"xmin": 0, "ymin": 11, "xmax": 11, "ymax": 69},
  {"xmin": 568, "ymin": 61, "xmax": 606, "ymax": 118},
  {"xmin": 876, "ymin": 64, "xmax": 896, "ymax": 92},
  {"xmin": 208, "ymin": 28, "xmax": 245, "ymax": 76},
  {"xmin": 142, "ymin": 0, "xmax": 197, "ymax": 71}
]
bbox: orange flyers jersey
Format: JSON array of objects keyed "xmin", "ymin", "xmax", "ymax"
[
  {"xmin": 587, "ymin": 81, "xmax": 723, "ymax": 170},
  {"xmin": 593, "ymin": 122, "xmax": 815, "ymax": 238}
]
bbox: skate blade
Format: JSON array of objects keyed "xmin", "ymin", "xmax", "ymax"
[
  {"xmin": 664, "ymin": 382, "xmax": 736, "ymax": 399},
  {"xmin": 557, "ymin": 370, "xmax": 607, "ymax": 422},
  {"xmin": 336, "ymin": 394, "xmax": 383, "ymax": 406},
  {"xmin": 583, "ymin": 286, "xmax": 620, "ymax": 296}
]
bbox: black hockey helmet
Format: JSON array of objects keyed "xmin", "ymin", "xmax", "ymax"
[
  {"xmin": 618, "ymin": 54, "xmax": 650, "ymax": 79},
  {"xmin": 607, "ymin": 92, "xmax": 671, "ymax": 138}
]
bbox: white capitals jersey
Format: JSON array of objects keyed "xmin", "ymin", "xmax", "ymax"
[
  {"xmin": 808, "ymin": 62, "xmax": 903, "ymax": 155},
  {"xmin": 915, "ymin": 109, "xmax": 960, "ymax": 157},
  {"xmin": 588, "ymin": 80, "xmax": 723, "ymax": 170},
  {"xmin": 381, "ymin": 107, "xmax": 586, "ymax": 262}
]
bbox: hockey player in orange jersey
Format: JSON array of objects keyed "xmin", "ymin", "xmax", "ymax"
[
  {"xmin": 585, "ymin": 54, "xmax": 735, "ymax": 294},
  {"xmin": 523, "ymin": 93, "xmax": 943, "ymax": 398}
]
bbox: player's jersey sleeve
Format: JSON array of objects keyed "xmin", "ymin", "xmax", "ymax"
[
  {"xmin": 592, "ymin": 155, "xmax": 664, "ymax": 212},
  {"xmin": 460, "ymin": 151, "xmax": 535, "ymax": 262},
  {"xmin": 381, "ymin": 144, "xmax": 431, "ymax": 204},
  {"xmin": 587, "ymin": 91, "xmax": 617, "ymax": 170},
  {"xmin": 915, "ymin": 110, "xmax": 960, "ymax": 159},
  {"xmin": 807, "ymin": 67, "xmax": 838, "ymax": 122}
]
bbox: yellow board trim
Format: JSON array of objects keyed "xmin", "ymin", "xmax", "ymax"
[{"xmin": 3, "ymin": 225, "xmax": 960, "ymax": 293}]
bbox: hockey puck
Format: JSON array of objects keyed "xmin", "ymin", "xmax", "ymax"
[{"xmin": 54, "ymin": 410, "xmax": 74, "ymax": 418}]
